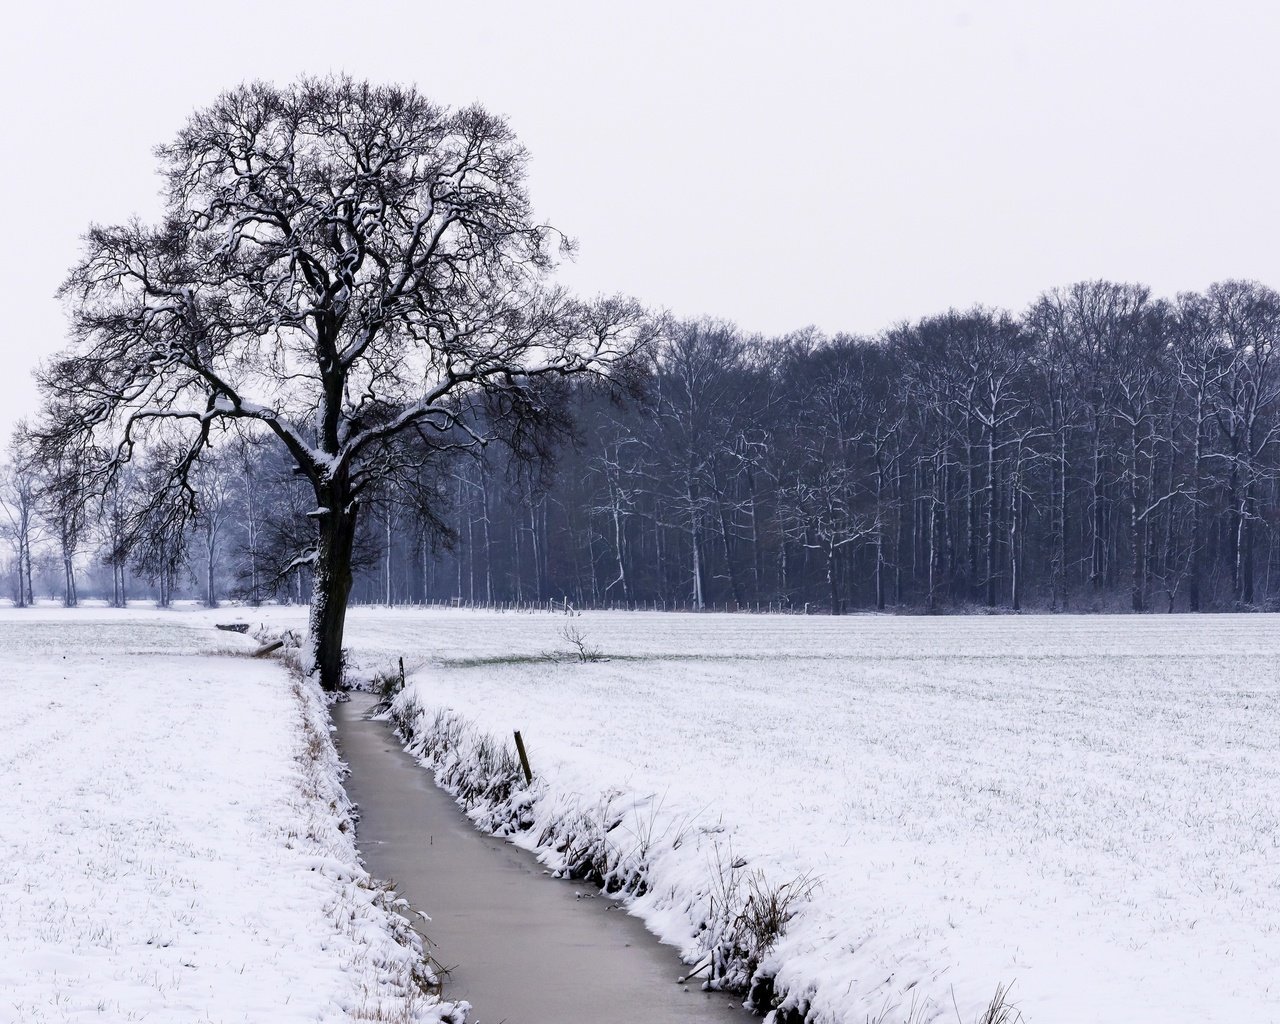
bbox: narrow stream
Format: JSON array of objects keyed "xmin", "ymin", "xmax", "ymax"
[{"xmin": 331, "ymin": 693, "xmax": 754, "ymax": 1024}]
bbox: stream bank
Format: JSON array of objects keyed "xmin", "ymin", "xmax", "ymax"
[{"xmin": 331, "ymin": 693, "xmax": 754, "ymax": 1024}]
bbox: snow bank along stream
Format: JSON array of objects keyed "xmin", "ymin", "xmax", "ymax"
[
  {"xmin": 321, "ymin": 606, "xmax": 1279, "ymax": 1024},
  {"xmin": 168, "ymin": 604, "xmax": 1280, "ymax": 1023},
  {"xmin": 333, "ymin": 691, "xmax": 753, "ymax": 1023},
  {"xmin": 0, "ymin": 610, "xmax": 463, "ymax": 1023}
]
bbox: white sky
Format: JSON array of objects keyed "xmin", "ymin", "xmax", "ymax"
[{"xmin": 2, "ymin": 0, "xmax": 1278, "ymax": 441}]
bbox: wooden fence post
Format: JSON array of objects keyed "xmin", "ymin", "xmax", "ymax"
[{"xmin": 513, "ymin": 730, "xmax": 533, "ymax": 784}]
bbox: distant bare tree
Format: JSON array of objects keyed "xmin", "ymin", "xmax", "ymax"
[
  {"xmin": 126, "ymin": 451, "xmax": 190, "ymax": 607},
  {"xmin": 1205, "ymin": 281, "xmax": 1280, "ymax": 605},
  {"xmin": 35, "ymin": 446, "xmax": 88, "ymax": 608},
  {"xmin": 0, "ymin": 427, "xmax": 40, "ymax": 607},
  {"xmin": 645, "ymin": 319, "xmax": 745, "ymax": 609},
  {"xmin": 100, "ymin": 465, "xmax": 133, "ymax": 607},
  {"xmin": 193, "ymin": 453, "xmax": 234, "ymax": 608}
]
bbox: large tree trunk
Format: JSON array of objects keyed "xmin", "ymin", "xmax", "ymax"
[{"xmin": 309, "ymin": 496, "xmax": 359, "ymax": 691}]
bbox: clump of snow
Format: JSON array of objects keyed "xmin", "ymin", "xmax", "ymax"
[{"xmin": 0, "ymin": 611, "xmax": 464, "ymax": 1023}]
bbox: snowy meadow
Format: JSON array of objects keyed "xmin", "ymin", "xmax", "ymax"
[
  {"xmin": 322, "ymin": 607, "xmax": 1279, "ymax": 1024},
  {"xmin": 0, "ymin": 607, "xmax": 462, "ymax": 1024},
  {"xmin": 2, "ymin": 604, "xmax": 1276, "ymax": 1024}
]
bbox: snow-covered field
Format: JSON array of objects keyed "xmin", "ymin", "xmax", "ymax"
[
  {"xmin": 0, "ymin": 606, "xmax": 461, "ymax": 1024},
  {"xmin": 5, "ymin": 604, "xmax": 1276, "ymax": 1024},
  {"xmin": 301, "ymin": 606, "xmax": 1277, "ymax": 1024}
]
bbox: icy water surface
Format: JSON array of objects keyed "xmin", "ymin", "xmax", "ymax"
[{"xmin": 332, "ymin": 692, "xmax": 753, "ymax": 1024}]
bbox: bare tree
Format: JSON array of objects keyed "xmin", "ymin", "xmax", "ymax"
[
  {"xmin": 1171, "ymin": 291, "xmax": 1232, "ymax": 610},
  {"xmin": 38, "ymin": 77, "xmax": 647, "ymax": 686},
  {"xmin": 193, "ymin": 453, "xmax": 234, "ymax": 607},
  {"xmin": 126, "ymin": 451, "xmax": 190, "ymax": 607},
  {"xmin": 229, "ymin": 432, "xmax": 269, "ymax": 605},
  {"xmin": 35, "ymin": 446, "xmax": 88, "ymax": 608},
  {"xmin": 0, "ymin": 427, "xmax": 40, "ymax": 607},
  {"xmin": 99, "ymin": 464, "xmax": 133, "ymax": 607},
  {"xmin": 645, "ymin": 319, "xmax": 745, "ymax": 609},
  {"xmin": 1206, "ymin": 281, "xmax": 1280, "ymax": 605}
]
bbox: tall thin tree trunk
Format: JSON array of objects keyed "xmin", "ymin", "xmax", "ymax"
[
  {"xmin": 1010, "ymin": 451, "xmax": 1022, "ymax": 612},
  {"xmin": 1091, "ymin": 413, "xmax": 1104, "ymax": 589},
  {"xmin": 688, "ymin": 481, "xmax": 705, "ymax": 609},
  {"xmin": 480, "ymin": 468, "xmax": 493, "ymax": 604},
  {"xmin": 1130, "ymin": 420, "xmax": 1144, "ymax": 612},
  {"xmin": 715, "ymin": 490, "xmax": 743, "ymax": 606},
  {"xmin": 1189, "ymin": 394, "xmax": 1204, "ymax": 611},
  {"xmin": 62, "ymin": 545, "xmax": 76, "ymax": 608},
  {"xmin": 206, "ymin": 526, "xmax": 217, "ymax": 608},
  {"xmin": 828, "ymin": 539, "xmax": 840, "ymax": 614},
  {"xmin": 986, "ymin": 422, "xmax": 998, "ymax": 607},
  {"xmin": 385, "ymin": 508, "xmax": 393, "ymax": 605},
  {"xmin": 610, "ymin": 488, "xmax": 629, "ymax": 602},
  {"xmin": 875, "ymin": 458, "xmax": 886, "ymax": 611}
]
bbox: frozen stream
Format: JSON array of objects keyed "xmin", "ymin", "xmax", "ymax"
[{"xmin": 331, "ymin": 692, "xmax": 753, "ymax": 1024}]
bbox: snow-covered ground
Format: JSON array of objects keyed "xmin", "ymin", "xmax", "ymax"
[
  {"xmin": 0, "ymin": 606, "xmax": 462, "ymax": 1024},
  {"xmin": 301, "ymin": 606, "xmax": 1276, "ymax": 1024},
  {"xmin": 7, "ymin": 603, "xmax": 1276, "ymax": 1023}
]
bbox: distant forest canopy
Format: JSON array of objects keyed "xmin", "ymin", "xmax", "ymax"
[{"xmin": 5, "ymin": 277, "xmax": 1280, "ymax": 613}]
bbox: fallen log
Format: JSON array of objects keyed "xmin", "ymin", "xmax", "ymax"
[
  {"xmin": 251, "ymin": 639, "xmax": 285, "ymax": 658},
  {"xmin": 215, "ymin": 623, "xmax": 250, "ymax": 634}
]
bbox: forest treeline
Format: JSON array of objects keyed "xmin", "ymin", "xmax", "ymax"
[{"xmin": 4, "ymin": 278, "xmax": 1279, "ymax": 613}]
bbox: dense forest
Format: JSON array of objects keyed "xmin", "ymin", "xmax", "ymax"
[{"xmin": 5, "ymin": 278, "xmax": 1280, "ymax": 614}]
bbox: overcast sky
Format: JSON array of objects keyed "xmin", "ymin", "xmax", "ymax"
[{"xmin": 2, "ymin": 0, "xmax": 1278, "ymax": 440}]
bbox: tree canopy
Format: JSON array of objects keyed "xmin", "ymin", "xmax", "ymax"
[{"xmin": 37, "ymin": 76, "xmax": 649, "ymax": 685}]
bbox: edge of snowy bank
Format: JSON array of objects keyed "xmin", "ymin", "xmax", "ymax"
[
  {"xmin": 384, "ymin": 686, "xmax": 1028, "ymax": 1024},
  {"xmin": 386, "ymin": 688, "xmax": 824, "ymax": 1023},
  {"xmin": 290, "ymin": 668, "xmax": 468, "ymax": 1023}
]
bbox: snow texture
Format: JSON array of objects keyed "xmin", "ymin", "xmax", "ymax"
[
  {"xmin": 303, "ymin": 606, "xmax": 1278, "ymax": 1024},
  {"xmin": 0, "ymin": 606, "xmax": 463, "ymax": 1024}
]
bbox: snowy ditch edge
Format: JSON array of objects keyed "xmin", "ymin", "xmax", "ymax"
[
  {"xmin": 388, "ymin": 688, "xmax": 849, "ymax": 1024},
  {"xmin": 288, "ymin": 663, "xmax": 469, "ymax": 1023},
  {"xmin": 384, "ymin": 685, "xmax": 1025, "ymax": 1024}
]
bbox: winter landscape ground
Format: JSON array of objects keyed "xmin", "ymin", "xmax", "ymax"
[
  {"xmin": 3, "ymin": 605, "xmax": 1277, "ymax": 1024},
  {"xmin": 332, "ymin": 607, "xmax": 1278, "ymax": 1024},
  {"xmin": 0, "ymin": 606, "xmax": 462, "ymax": 1024}
]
